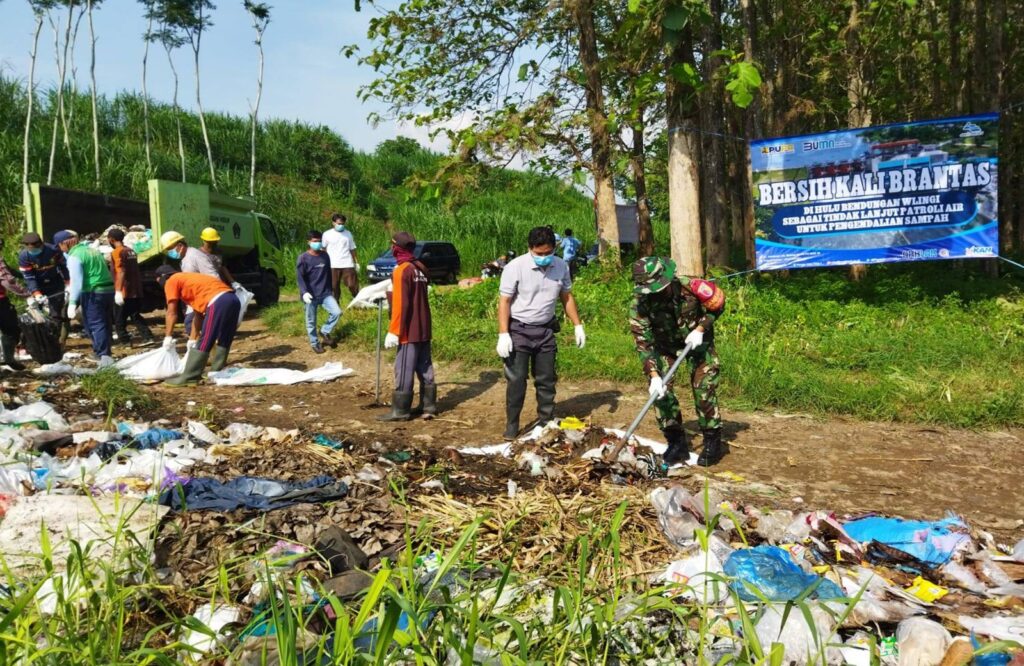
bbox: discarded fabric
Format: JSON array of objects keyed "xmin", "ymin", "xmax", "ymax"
[
  {"xmin": 206, "ymin": 362, "xmax": 354, "ymax": 386},
  {"xmin": 131, "ymin": 428, "xmax": 185, "ymax": 450},
  {"xmin": 724, "ymin": 545, "xmax": 846, "ymax": 601},
  {"xmin": 843, "ymin": 515, "xmax": 971, "ymax": 567},
  {"xmin": 159, "ymin": 475, "xmax": 349, "ymax": 512}
]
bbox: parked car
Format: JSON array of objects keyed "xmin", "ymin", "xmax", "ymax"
[{"xmin": 366, "ymin": 241, "xmax": 461, "ymax": 284}]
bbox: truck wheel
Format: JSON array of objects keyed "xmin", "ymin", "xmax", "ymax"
[
  {"xmin": 445, "ymin": 270, "xmax": 457, "ymax": 285},
  {"xmin": 256, "ymin": 270, "xmax": 280, "ymax": 307}
]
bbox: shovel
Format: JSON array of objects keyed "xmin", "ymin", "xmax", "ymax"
[
  {"xmin": 374, "ymin": 297, "xmax": 384, "ymax": 405},
  {"xmin": 603, "ymin": 343, "xmax": 693, "ymax": 463}
]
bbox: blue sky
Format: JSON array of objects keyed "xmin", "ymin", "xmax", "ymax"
[{"xmin": 0, "ymin": 1, "xmax": 429, "ymax": 153}]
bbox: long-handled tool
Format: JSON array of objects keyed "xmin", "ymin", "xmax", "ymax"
[
  {"xmin": 374, "ymin": 297, "xmax": 384, "ymax": 404},
  {"xmin": 604, "ymin": 343, "xmax": 693, "ymax": 462}
]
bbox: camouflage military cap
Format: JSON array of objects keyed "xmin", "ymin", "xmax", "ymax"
[{"xmin": 632, "ymin": 256, "xmax": 677, "ymax": 295}]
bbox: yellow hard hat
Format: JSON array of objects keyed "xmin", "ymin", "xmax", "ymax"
[
  {"xmin": 200, "ymin": 227, "xmax": 221, "ymax": 242},
  {"xmin": 160, "ymin": 230, "xmax": 185, "ymax": 252}
]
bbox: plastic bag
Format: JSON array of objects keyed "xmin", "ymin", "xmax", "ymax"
[
  {"xmin": 207, "ymin": 362, "xmax": 353, "ymax": 386},
  {"xmin": 753, "ymin": 603, "xmax": 842, "ymax": 665},
  {"xmin": 19, "ymin": 309, "xmax": 63, "ymax": 364},
  {"xmin": 843, "ymin": 515, "xmax": 971, "ymax": 567},
  {"xmin": 895, "ymin": 617, "xmax": 950, "ymax": 666},
  {"xmin": 656, "ymin": 549, "xmax": 727, "ymax": 604},
  {"xmin": 347, "ymin": 280, "xmax": 391, "ymax": 309},
  {"xmin": 235, "ymin": 285, "xmax": 255, "ymax": 325},
  {"xmin": 116, "ymin": 347, "xmax": 183, "ymax": 381},
  {"xmin": 0, "ymin": 402, "xmax": 69, "ymax": 432},
  {"xmin": 724, "ymin": 545, "xmax": 846, "ymax": 601}
]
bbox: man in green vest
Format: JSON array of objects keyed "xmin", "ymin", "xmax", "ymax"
[{"xmin": 54, "ymin": 230, "xmax": 115, "ymax": 367}]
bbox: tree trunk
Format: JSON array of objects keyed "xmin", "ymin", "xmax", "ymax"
[
  {"xmin": 141, "ymin": 14, "xmax": 153, "ymax": 173},
  {"xmin": 740, "ymin": 0, "xmax": 761, "ymax": 267},
  {"xmin": 846, "ymin": 0, "xmax": 871, "ymax": 281},
  {"xmin": 666, "ymin": 28, "xmax": 703, "ymax": 277},
  {"xmin": 24, "ymin": 13, "xmax": 44, "ymax": 185},
  {"xmin": 66, "ymin": 8, "xmax": 84, "ymax": 133},
  {"xmin": 949, "ymin": 0, "xmax": 963, "ymax": 113},
  {"xmin": 191, "ymin": 18, "xmax": 217, "ymax": 189},
  {"xmin": 926, "ymin": 0, "xmax": 942, "ymax": 116},
  {"xmin": 573, "ymin": 0, "xmax": 619, "ymax": 262},
  {"xmin": 249, "ymin": 24, "xmax": 265, "ymax": 197},
  {"xmin": 47, "ymin": 5, "xmax": 76, "ymax": 184},
  {"xmin": 87, "ymin": 0, "xmax": 100, "ymax": 187},
  {"xmin": 165, "ymin": 42, "xmax": 186, "ymax": 182},
  {"xmin": 700, "ymin": 0, "xmax": 729, "ymax": 268},
  {"xmin": 631, "ymin": 115, "xmax": 654, "ymax": 256}
]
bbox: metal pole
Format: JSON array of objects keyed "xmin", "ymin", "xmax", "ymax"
[{"xmin": 375, "ymin": 298, "xmax": 383, "ymax": 404}]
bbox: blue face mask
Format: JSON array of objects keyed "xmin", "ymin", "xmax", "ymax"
[
  {"xmin": 167, "ymin": 249, "xmax": 181, "ymax": 260},
  {"xmin": 310, "ymin": 241, "xmax": 323, "ymax": 251},
  {"xmin": 28, "ymin": 247, "xmax": 43, "ymax": 257},
  {"xmin": 532, "ymin": 253, "xmax": 553, "ymax": 268},
  {"xmin": 334, "ymin": 224, "xmax": 345, "ymax": 232}
]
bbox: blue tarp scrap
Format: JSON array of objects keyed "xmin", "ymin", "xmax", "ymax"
[
  {"xmin": 131, "ymin": 428, "xmax": 185, "ymax": 450},
  {"xmin": 158, "ymin": 475, "xmax": 348, "ymax": 512},
  {"xmin": 842, "ymin": 515, "xmax": 970, "ymax": 567},
  {"xmin": 723, "ymin": 545, "xmax": 846, "ymax": 602}
]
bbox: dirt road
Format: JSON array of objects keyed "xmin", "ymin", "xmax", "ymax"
[{"xmin": 141, "ymin": 315, "xmax": 1024, "ymax": 541}]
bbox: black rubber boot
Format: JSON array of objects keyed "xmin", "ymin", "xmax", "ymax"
[
  {"xmin": 136, "ymin": 324, "xmax": 156, "ymax": 346},
  {"xmin": 115, "ymin": 328, "xmax": 132, "ymax": 346},
  {"xmin": 696, "ymin": 428, "xmax": 728, "ymax": 467},
  {"xmin": 378, "ymin": 391, "xmax": 414, "ymax": 422},
  {"xmin": 503, "ymin": 351, "xmax": 530, "ymax": 440},
  {"xmin": 661, "ymin": 426, "xmax": 690, "ymax": 466},
  {"xmin": 533, "ymin": 350, "xmax": 557, "ymax": 426},
  {"xmin": 1, "ymin": 335, "xmax": 25, "ymax": 371},
  {"xmin": 209, "ymin": 345, "xmax": 230, "ymax": 372},
  {"xmin": 165, "ymin": 349, "xmax": 209, "ymax": 387},
  {"xmin": 420, "ymin": 384, "xmax": 437, "ymax": 419}
]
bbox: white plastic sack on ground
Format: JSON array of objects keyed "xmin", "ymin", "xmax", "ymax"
[
  {"xmin": 235, "ymin": 285, "xmax": 255, "ymax": 325},
  {"xmin": 0, "ymin": 465, "xmax": 33, "ymax": 495},
  {"xmin": 33, "ymin": 362, "xmax": 94, "ymax": 377},
  {"xmin": 655, "ymin": 549, "xmax": 727, "ymax": 604},
  {"xmin": 895, "ymin": 617, "xmax": 950, "ymax": 666},
  {"xmin": 0, "ymin": 427, "xmax": 31, "ymax": 456},
  {"xmin": 754, "ymin": 603, "xmax": 843, "ymax": 665},
  {"xmin": 957, "ymin": 614, "xmax": 1024, "ymax": 642},
  {"xmin": 458, "ymin": 443, "xmax": 513, "ymax": 457},
  {"xmin": 182, "ymin": 604, "xmax": 243, "ymax": 655},
  {"xmin": 224, "ymin": 423, "xmax": 265, "ymax": 444},
  {"xmin": 347, "ymin": 280, "xmax": 391, "ymax": 309},
  {"xmin": 187, "ymin": 420, "xmax": 222, "ymax": 446},
  {"xmin": 116, "ymin": 347, "xmax": 184, "ymax": 381},
  {"xmin": 0, "ymin": 401, "xmax": 70, "ymax": 431},
  {"xmin": 207, "ymin": 362, "xmax": 353, "ymax": 386}
]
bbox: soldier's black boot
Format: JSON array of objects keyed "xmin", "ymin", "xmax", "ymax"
[
  {"xmin": 378, "ymin": 391, "xmax": 414, "ymax": 422},
  {"xmin": 503, "ymin": 351, "xmax": 530, "ymax": 440},
  {"xmin": 1, "ymin": 335, "xmax": 25, "ymax": 371},
  {"xmin": 696, "ymin": 428, "xmax": 727, "ymax": 467},
  {"xmin": 533, "ymin": 350, "xmax": 557, "ymax": 425},
  {"xmin": 661, "ymin": 426, "xmax": 690, "ymax": 466}
]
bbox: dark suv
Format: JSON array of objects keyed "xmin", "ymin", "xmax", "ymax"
[{"xmin": 366, "ymin": 241, "xmax": 461, "ymax": 284}]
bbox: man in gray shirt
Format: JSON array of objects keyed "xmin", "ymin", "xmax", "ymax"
[{"xmin": 497, "ymin": 226, "xmax": 586, "ymax": 440}]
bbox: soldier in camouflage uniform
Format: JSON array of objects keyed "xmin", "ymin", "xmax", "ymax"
[{"xmin": 630, "ymin": 257, "xmax": 727, "ymax": 466}]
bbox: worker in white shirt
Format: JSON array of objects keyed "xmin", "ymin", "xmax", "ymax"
[{"xmin": 322, "ymin": 213, "xmax": 360, "ymax": 300}]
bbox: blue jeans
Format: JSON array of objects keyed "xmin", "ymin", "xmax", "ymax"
[
  {"xmin": 80, "ymin": 291, "xmax": 114, "ymax": 358},
  {"xmin": 305, "ymin": 295, "xmax": 341, "ymax": 346}
]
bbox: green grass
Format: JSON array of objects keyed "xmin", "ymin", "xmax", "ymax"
[
  {"xmin": 79, "ymin": 367, "xmax": 154, "ymax": 423},
  {"xmin": 264, "ymin": 261, "xmax": 1024, "ymax": 429}
]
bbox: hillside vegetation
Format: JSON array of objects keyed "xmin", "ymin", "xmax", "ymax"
[{"xmin": 0, "ymin": 75, "xmax": 598, "ymax": 277}]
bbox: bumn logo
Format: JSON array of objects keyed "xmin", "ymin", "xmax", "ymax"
[{"xmin": 959, "ymin": 122, "xmax": 984, "ymax": 138}]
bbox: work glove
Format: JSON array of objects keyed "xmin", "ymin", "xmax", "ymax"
[
  {"xmin": 161, "ymin": 336, "xmax": 175, "ymax": 351},
  {"xmin": 32, "ymin": 292, "xmax": 47, "ymax": 306},
  {"xmin": 186, "ymin": 338, "xmax": 197, "ymax": 350},
  {"xmin": 114, "ymin": 291, "xmax": 125, "ymax": 307},
  {"xmin": 384, "ymin": 332, "xmax": 399, "ymax": 349},
  {"xmin": 67, "ymin": 302, "xmax": 77, "ymax": 320},
  {"xmin": 302, "ymin": 293, "xmax": 314, "ymax": 305},
  {"xmin": 648, "ymin": 375, "xmax": 667, "ymax": 400},
  {"xmin": 496, "ymin": 333, "xmax": 513, "ymax": 359},
  {"xmin": 231, "ymin": 282, "xmax": 242, "ymax": 291},
  {"xmin": 355, "ymin": 264, "xmax": 362, "ymax": 274},
  {"xmin": 684, "ymin": 328, "xmax": 704, "ymax": 349},
  {"xmin": 574, "ymin": 324, "xmax": 586, "ymax": 349}
]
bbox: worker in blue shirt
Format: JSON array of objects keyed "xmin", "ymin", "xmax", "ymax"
[
  {"xmin": 18, "ymin": 231, "xmax": 70, "ymax": 344},
  {"xmin": 296, "ymin": 230, "xmax": 342, "ymax": 353},
  {"xmin": 560, "ymin": 228, "xmax": 581, "ymax": 262}
]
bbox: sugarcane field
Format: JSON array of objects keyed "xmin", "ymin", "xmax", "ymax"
[{"xmin": 0, "ymin": 1, "xmax": 1023, "ymax": 664}]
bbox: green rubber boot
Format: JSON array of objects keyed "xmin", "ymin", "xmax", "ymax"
[
  {"xmin": 165, "ymin": 349, "xmax": 209, "ymax": 387},
  {"xmin": 209, "ymin": 345, "xmax": 230, "ymax": 372}
]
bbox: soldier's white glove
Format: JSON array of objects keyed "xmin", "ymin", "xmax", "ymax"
[
  {"xmin": 648, "ymin": 375, "xmax": 667, "ymax": 399},
  {"xmin": 231, "ymin": 282, "xmax": 242, "ymax": 291},
  {"xmin": 67, "ymin": 302, "xmax": 77, "ymax": 320},
  {"xmin": 496, "ymin": 333, "xmax": 513, "ymax": 358},
  {"xmin": 114, "ymin": 291, "xmax": 125, "ymax": 307},
  {"xmin": 162, "ymin": 336, "xmax": 175, "ymax": 351},
  {"xmin": 186, "ymin": 338, "xmax": 198, "ymax": 350},
  {"xmin": 684, "ymin": 329, "xmax": 704, "ymax": 349},
  {"xmin": 302, "ymin": 293, "xmax": 314, "ymax": 304},
  {"xmin": 384, "ymin": 332, "xmax": 399, "ymax": 349},
  {"xmin": 574, "ymin": 324, "xmax": 586, "ymax": 349},
  {"xmin": 355, "ymin": 264, "xmax": 362, "ymax": 274}
]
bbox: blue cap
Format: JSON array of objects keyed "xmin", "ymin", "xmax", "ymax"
[{"xmin": 52, "ymin": 230, "xmax": 78, "ymax": 246}]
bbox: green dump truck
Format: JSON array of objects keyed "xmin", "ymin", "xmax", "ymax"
[{"xmin": 23, "ymin": 180, "xmax": 284, "ymax": 311}]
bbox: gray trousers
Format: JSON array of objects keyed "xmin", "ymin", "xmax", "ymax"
[
  {"xmin": 505, "ymin": 319, "xmax": 558, "ymax": 427},
  {"xmin": 394, "ymin": 341, "xmax": 435, "ymax": 393}
]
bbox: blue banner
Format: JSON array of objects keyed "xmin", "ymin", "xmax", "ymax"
[{"xmin": 751, "ymin": 114, "xmax": 999, "ymax": 270}]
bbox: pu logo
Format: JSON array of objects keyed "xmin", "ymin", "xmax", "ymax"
[
  {"xmin": 232, "ymin": 222, "xmax": 242, "ymax": 239},
  {"xmin": 761, "ymin": 143, "xmax": 794, "ymax": 154}
]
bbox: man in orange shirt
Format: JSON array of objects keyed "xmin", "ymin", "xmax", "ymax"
[
  {"xmin": 108, "ymin": 229, "xmax": 155, "ymax": 347},
  {"xmin": 378, "ymin": 231, "xmax": 436, "ymax": 422},
  {"xmin": 155, "ymin": 265, "xmax": 241, "ymax": 386}
]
